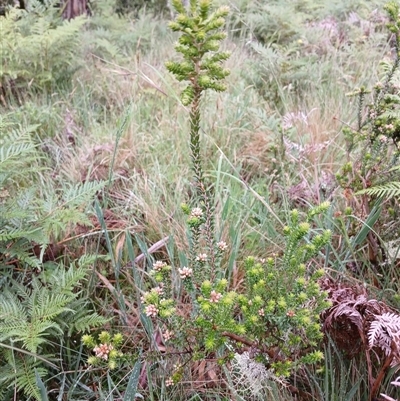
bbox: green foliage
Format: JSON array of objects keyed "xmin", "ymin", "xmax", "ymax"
[
  {"xmin": 114, "ymin": 0, "xmax": 170, "ymax": 17},
  {"xmin": 0, "ymin": 1, "xmax": 85, "ymax": 100},
  {"xmin": 0, "ymin": 354, "xmax": 48, "ymax": 401},
  {"xmin": 2, "ymin": 0, "xmax": 400, "ymax": 398},
  {"xmin": 358, "ymin": 180, "xmax": 400, "ymax": 198},
  {"xmin": 334, "ymin": 2, "xmax": 400, "ymax": 270},
  {"xmin": 0, "ymin": 262, "xmax": 108, "ymax": 399},
  {"xmin": 0, "ymin": 120, "xmax": 45, "ymax": 269},
  {"xmin": 229, "ymin": 0, "xmax": 387, "ymax": 45},
  {"xmin": 0, "ymin": 115, "xmax": 108, "ymax": 398},
  {"xmin": 83, "ymin": 7, "xmax": 170, "ymax": 65},
  {"xmin": 141, "ymin": 203, "xmax": 332, "ymax": 380},
  {"xmin": 165, "ymin": 0, "xmax": 231, "ymax": 272},
  {"xmin": 0, "ymin": 118, "xmax": 106, "ymax": 271},
  {"xmin": 165, "ymin": 0, "xmax": 231, "ymax": 105},
  {"xmin": 235, "ymin": 0, "xmax": 389, "ymax": 110},
  {"xmin": 128, "ymin": 0, "xmax": 335, "ymax": 389}
]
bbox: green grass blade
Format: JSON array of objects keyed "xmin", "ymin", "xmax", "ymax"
[
  {"xmin": 123, "ymin": 359, "xmax": 143, "ymax": 401},
  {"xmin": 35, "ymin": 369, "xmax": 49, "ymax": 401}
]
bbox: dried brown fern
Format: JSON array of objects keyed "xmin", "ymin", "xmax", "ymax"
[{"xmin": 321, "ymin": 278, "xmax": 400, "ymax": 401}]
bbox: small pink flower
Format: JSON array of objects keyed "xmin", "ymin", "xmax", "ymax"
[
  {"xmin": 163, "ymin": 329, "xmax": 174, "ymax": 341},
  {"xmin": 217, "ymin": 241, "xmax": 228, "ymax": 251},
  {"xmin": 379, "ymin": 135, "xmax": 388, "ymax": 143},
  {"xmin": 178, "ymin": 266, "xmax": 193, "ymax": 279},
  {"xmin": 258, "ymin": 308, "xmax": 265, "ymax": 317},
  {"xmin": 196, "ymin": 253, "xmax": 208, "ymax": 262},
  {"xmin": 153, "ymin": 284, "xmax": 164, "ymax": 295},
  {"xmin": 210, "ymin": 290, "xmax": 222, "ymax": 303},
  {"xmin": 166, "ymin": 378, "xmax": 174, "ymax": 387},
  {"xmin": 190, "ymin": 207, "xmax": 203, "ymax": 218},
  {"xmin": 145, "ymin": 304, "xmax": 159, "ymax": 317},
  {"xmin": 93, "ymin": 343, "xmax": 113, "ymax": 360},
  {"xmin": 153, "ymin": 261, "xmax": 166, "ymax": 271},
  {"xmin": 286, "ymin": 310, "xmax": 296, "ymax": 318},
  {"xmin": 140, "ymin": 291, "xmax": 149, "ymax": 303}
]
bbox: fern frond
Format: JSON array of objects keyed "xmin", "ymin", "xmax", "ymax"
[
  {"xmin": 0, "ymin": 293, "xmax": 61, "ymax": 353},
  {"xmin": 46, "ymin": 265, "xmax": 87, "ymax": 293},
  {"xmin": 357, "ymin": 182, "xmax": 400, "ymax": 199},
  {"xmin": 0, "ymin": 320, "xmax": 30, "ymax": 342},
  {"xmin": 61, "ymin": 180, "xmax": 106, "ymax": 208},
  {"xmin": 0, "ymin": 245, "xmax": 42, "ymax": 268},
  {"xmin": 13, "ymin": 356, "xmax": 47, "ymax": 400},
  {"xmin": 0, "ymin": 266, "xmax": 93, "ymax": 353},
  {"xmin": 0, "ymin": 227, "xmax": 43, "ymax": 242},
  {"xmin": 368, "ymin": 312, "xmax": 400, "ymax": 357},
  {"xmin": 67, "ymin": 311, "xmax": 109, "ymax": 335},
  {"xmin": 0, "ymin": 142, "xmax": 36, "ymax": 165},
  {"xmin": 39, "ymin": 181, "xmax": 106, "ymax": 238},
  {"xmin": 0, "ymin": 292, "xmax": 28, "ymax": 322},
  {"xmin": 31, "ymin": 290, "xmax": 74, "ymax": 322},
  {"xmin": 23, "ymin": 321, "xmax": 63, "ymax": 353}
]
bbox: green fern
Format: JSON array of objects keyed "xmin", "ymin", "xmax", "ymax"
[
  {"xmin": 40, "ymin": 180, "xmax": 106, "ymax": 239},
  {"xmin": 357, "ymin": 182, "xmax": 400, "ymax": 199},
  {"xmin": 1, "ymin": 3, "xmax": 86, "ymax": 97},
  {"xmin": 63, "ymin": 306, "xmax": 109, "ymax": 335},
  {"xmin": 0, "ymin": 118, "xmax": 106, "ymax": 271},
  {"xmin": 0, "ymin": 120, "xmax": 107, "ymax": 380},
  {"xmin": 0, "ymin": 351, "xmax": 47, "ymax": 400},
  {"xmin": 0, "ymin": 268, "xmax": 82, "ymax": 353},
  {"xmin": 0, "ymin": 264, "xmax": 108, "ymax": 399}
]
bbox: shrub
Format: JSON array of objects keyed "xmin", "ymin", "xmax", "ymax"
[{"xmin": 84, "ymin": 1, "xmax": 333, "ymax": 394}]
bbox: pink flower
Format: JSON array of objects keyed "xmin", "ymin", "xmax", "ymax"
[
  {"xmin": 153, "ymin": 261, "xmax": 167, "ymax": 271},
  {"xmin": 178, "ymin": 266, "xmax": 193, "ymax": 279},
  {"xmin": 217, "ymin": 241, "xmax": 228, "ymax": 251},
  {"xmin": 190, "ymin": 207, "xmax": 203, "ymax": 218},
  {"xmin": 140, "ymin": 291, "xmax": 149, "ymax": 303},
  {"xmin": 163, "ymin": 329, "xmax": 174, "ymax": 341},
  {"xmin": 196, "ymin": 253, "xmax": 208, "ymax": 262},
  {"xmin": 153, "ymin": 284, "xmax": 164, "ymax": 295},
  {"xmin": 210, "ymin": 290, "xmax": 222, "ymax": 303},
  {"xmin": 93, "ymin": 343, "xmax": 114, "ymax": 360},
  {"xmin": 145, "ymin": 304, "xmax": 159, "ymax": 317}
]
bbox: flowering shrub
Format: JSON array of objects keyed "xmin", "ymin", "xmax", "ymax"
[
  {"xmin": 83, "ymin": 331, "xmax": 124, "ymax": 370},
  {"xmin": 82, "ymin": 0, "xmax": 334, "ymax": 390},
  {"xmin": 138, "ymin": 0, "xmax": 334, "ymax": 387},
  {"xmin": 140, "ymin": 202, "xmax": 332, "ymax": 379}
]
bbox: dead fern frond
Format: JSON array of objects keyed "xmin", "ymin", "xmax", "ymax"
[
  {"xmin": 321, "ymin": 279, "xmax": 389, "ymax": 357},
  {"xmin": 368, "ymin": 312, "xmax": 400, "ymax": 363},
  {"xmin": 321, "ymin": 278, "xmax": 400, "ymax": 400}
]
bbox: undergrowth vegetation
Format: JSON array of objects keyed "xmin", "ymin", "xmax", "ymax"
[{"xmin": 1, "ymin": 0, "xmax": 400, "ymax": 400}]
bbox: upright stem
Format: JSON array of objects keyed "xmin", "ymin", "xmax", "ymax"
[
  {"xmin": 189, "ymin": 86, "xmax": 203, "ymax": 196},
  {"xmin": 189, "ymin": 85, "xmax": 216, "ymax": 276}
]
